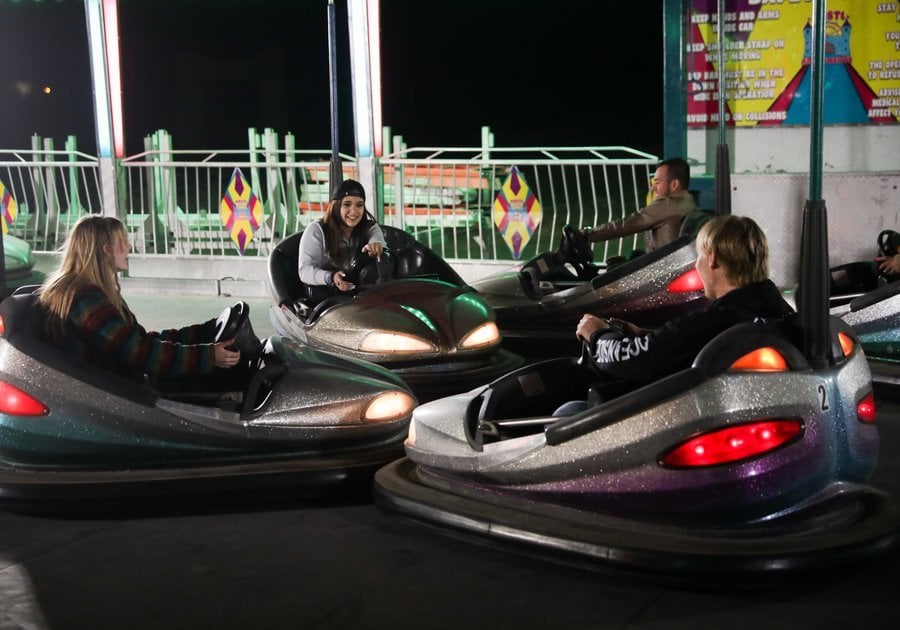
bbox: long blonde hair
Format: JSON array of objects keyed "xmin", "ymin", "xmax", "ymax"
[{"xmin": 37, "ymin": 215, "xmax": 128, "ymax": 333}]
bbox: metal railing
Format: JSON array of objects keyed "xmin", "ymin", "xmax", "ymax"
[
  {"xmin": 3, "ymin": 144, "xmax": 658, "ymax": 264},
  {"xmin": 118, "ymin": 148, "xmax": 359, "ymax": 256},
  {"xmin": 379, "ymin": 146, "xmax": 658, "ymax": 263},
  {"xmin": 1, "ymin": 149, "xmax": 102, "ymax": 252}
]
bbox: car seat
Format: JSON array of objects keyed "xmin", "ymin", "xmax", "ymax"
[
  {"xmin": 268, "ymin": 232, "xmax": 304, "ymax": 307},
  {"xmin": 381, "ymin": 226, "xmax": 466, "ymax": 285},
  {"xmin": 679, "ymin": 209, "xmax": 714, "ymax": 238}
]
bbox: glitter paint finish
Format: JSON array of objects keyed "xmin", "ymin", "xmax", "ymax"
[
  {"xmin": 0, "ymin": 300, "xmax": 414, "ymax": 475},
  {"xmin": 470, "ymin": 235, "xmax": 709, "ymax": 358},
  {"xmin": 403, "ymin": 323, "xmax": 879, "ymax": 519},
  {"xmin": 840, "ymin": 288, "xmax": 900, "ymax": 387},
  {"xmin": 267, "ymin": 227, "xmax": 524, "ymax": 401},
  {"xmin": 270, "ymin": 279, "xmax": 523, "ymax": 401}
]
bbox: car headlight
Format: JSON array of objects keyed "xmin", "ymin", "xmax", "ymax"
[
  {"xmin": 359, "ymin": 331, "xmax": 435, "ymax": 354},
  {"xmin": 459, "ymin": 322, "xmax": 500, "ymax": 350},
  {"xmin": 363, "ymin": 390, "xmax": 417, "ymax": 422}
]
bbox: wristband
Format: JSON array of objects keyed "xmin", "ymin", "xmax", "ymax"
[{"xmin": 326, "ymin": 271, "xmax": 334, "ymax": 287}]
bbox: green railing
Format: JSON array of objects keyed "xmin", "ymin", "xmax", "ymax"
[{"xmin": 2, "ymin": 131, "xmax": 658, "ymax": 265}]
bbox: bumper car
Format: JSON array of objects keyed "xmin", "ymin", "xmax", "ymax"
[
  {"xmin": 470, "ymin": 218, "xmax": 711, "ymax": 359},
  {"xmin": 268, "ymin": 226, "xmax": 523, "ymax": 402},
  {"xmin": 2, "ymin": 234, "xmax": 45, "ymax": 296},
  {"xmin": 0, "ymin": 293, "xmax": 417, "ymax": 512},
  {"xmin": 826, "ymin": 241, "xmax": 900, "ymax": 393},
  {"xmin": 375, "ymin": 213, "xmax": 900, "ymax": 576},
  {"xmin": 837, "ymin": 284, "xmax": 900, "ymax": 392}
]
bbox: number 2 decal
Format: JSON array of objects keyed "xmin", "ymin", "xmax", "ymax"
[{"xmin": 817, "ymin": 384, "xmax": 829, "ymax": 411}]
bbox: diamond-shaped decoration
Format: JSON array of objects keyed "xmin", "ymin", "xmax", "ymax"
[
  {"xmin": 220, "ymin": 168, "xmax": 263, "ymax": 255},
  {"xmin": 0, "ymin": 179, "xmax": 18, "ymax": 235},
  {"xmin": 492, "ymin": 166, "xmax": 542, "ymax": 260}
]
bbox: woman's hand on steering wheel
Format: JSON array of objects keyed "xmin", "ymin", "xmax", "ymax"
[
  {"xmin": 362, "ymin": 242, "xmax": 383, "ymax": 261},
  {"xmin": 333, "ymin": 270, "xmax": 355, "ymax": 292},
  {"xmin": 214, "ymin": 340, "xmax": 241, "ymax": 368}
]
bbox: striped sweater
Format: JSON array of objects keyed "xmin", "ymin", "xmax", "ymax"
[{"xmin": 50, "ymin": 285, "xmax": 217, "ymax": 378}]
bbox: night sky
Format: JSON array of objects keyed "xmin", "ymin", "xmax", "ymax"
[{"xmin": 1, "ymin": 0, "xmax": 664, "ymax": 156}]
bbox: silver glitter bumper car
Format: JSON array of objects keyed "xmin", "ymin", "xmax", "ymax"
[
  {"xmin": 268, "ymin": 226, "xmax": 523, "ymax": 402},
  {"xmin": 0, "ymin": 296, "xmax": 416, "ymax": 512}
]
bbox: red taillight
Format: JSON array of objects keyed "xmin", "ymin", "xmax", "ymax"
[
  {"xmin": 667, "ymin": 268, "xmax": 704, "ymax": 293},
  {"xmin": 729, "ymin": 347, "xmax": 788, "ymax": 372},
  {"xmin": 857, "ymin": 391, "xmax": 876, "ymax": 424},
  {"xmin": 0, "ymin": 315, "xmax": 5, "ymax": 336},
  {"xmin": 0, "ymin": 381, "xmax": 49, "ymax": 417},
  {"xmin": 660, "ymin": 419, "xmax": 803, "ymax": 468}
]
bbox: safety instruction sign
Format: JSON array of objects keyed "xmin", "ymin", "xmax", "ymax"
[
  {"xmin": 687, "ymin": 0, "xmax": 900, "ymax": 127},
  {"xmin": 220, "ymin": 168, "xmax": 263, "ymax": 255}
]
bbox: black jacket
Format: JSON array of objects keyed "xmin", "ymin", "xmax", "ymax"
[{"xmin": 589, "ymin": 279, "xmax": 794, "ymax": 382}]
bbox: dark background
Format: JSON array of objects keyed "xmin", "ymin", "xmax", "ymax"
[{"xmin": 1, "ymin": 0, "xmax": 664, "ymax": 155}]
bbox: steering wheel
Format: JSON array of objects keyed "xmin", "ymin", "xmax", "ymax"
[
  {"xmin": 878, "ymin": 230, "xmax": 900, "ymax": 258},
  {"xmin": 214, "ymin": 302, "xmax": 249, "ymax": 347},
  {"xmin": 344, "ymin": 247, "xmax": 393, "ymax": 286},
  {"xmin": 876, "ymin": 229, "xmax": 900, "ymax": 282},
  {"xmin": 557, "ymin": 225, "xmax": 596, "ymax": 280},
  {"xmin": 561, "ymin": 225, "xmax": 594, "ymax": 265},
  {"xmin": 214, "ymin": 301, "xmax": 263, "ymax": 357}
]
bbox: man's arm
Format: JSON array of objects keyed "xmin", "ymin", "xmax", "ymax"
[
  {"xmin": 586, "ymin": 313, "xmax": 708, "ymax": 382},
  {"xmin": 584, "ymin": 196, "xmax": 684, "ymax": 243}
]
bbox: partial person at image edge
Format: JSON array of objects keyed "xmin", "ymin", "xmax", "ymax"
[{"xmin": 582, "ymin": 157, "xmax": 698, "ymax": 253}]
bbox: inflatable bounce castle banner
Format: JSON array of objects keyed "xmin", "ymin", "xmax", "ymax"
[{"xmin": 687, "ymin": 0, "xmax": 900, "ymax": 127}]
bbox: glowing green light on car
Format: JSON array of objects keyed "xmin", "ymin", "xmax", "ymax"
[
  {"xmin": 401, "ymin": 305, "xmax": 438, "ymax": 333},
  {"xmin": 453, "ymin": 292, "xmax": 490, "ymax": 318}
]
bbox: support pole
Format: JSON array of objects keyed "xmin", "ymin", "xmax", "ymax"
[
  {"xmin": 714, "ymin": 0, "xmax": 731, "ymax": 216},
  {"xmin": 797, "ymin": 0, "xmax": 830, "ymax": 368},
  {"xmin": 347, "ymin": 0, "xmax": 379, "ymax": 208},
  {"xmin": 327, "ymin": 0, "xmax": 342, "ymax": 191}
]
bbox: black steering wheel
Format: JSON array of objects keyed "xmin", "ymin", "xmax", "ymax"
[
  {"xmin": 878, "ymin": 229, "xmax": 900, "ymax": 258},
  {"xmin": 214, "ymin": 301, "xmax": 263, "ymax": 357},
  {"xmin": 557, "ymin": 225, "xmax": 596, "ymax": 280},
  {"xmin": 561, "ymin": 225, "xmax": 594, "ymax": 265},
  {"xmin": 344, "ymin": 247, "xmax": 393, "ymax": 286}
]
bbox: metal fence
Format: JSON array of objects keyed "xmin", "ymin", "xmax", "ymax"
[
  {"xmin": 1, "ymin": 149, "xmax": 102, "ymax": 252},
  {"xmin": 2, "ymin": 143, "xmax": 658, "ymax": 264},
  {"xmin": 379, "ymin": 146, "xmax": 657, "ymax": 263}
]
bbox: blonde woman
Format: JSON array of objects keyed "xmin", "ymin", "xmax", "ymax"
[{"xmin": 37, "ymin": 215, "xmax": 240, "ymax": 380}]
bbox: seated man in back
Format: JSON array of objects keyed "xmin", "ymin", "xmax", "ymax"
[
  {"xmin": 576, "ymin": 215, "xmax": 793, "ymax": 384},
  {"xmin": 581, "ymin": 157, "xmax": 698, "ymax": 253}
]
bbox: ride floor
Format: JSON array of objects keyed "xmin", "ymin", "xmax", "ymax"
[{"xmin": 0, "ymin": 292, "xmax": 898, "ymax": 629}]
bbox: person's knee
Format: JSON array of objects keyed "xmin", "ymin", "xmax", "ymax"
[{"xmin": 553, "ymin": 400, "xmax": 588, "ymax": 416}]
